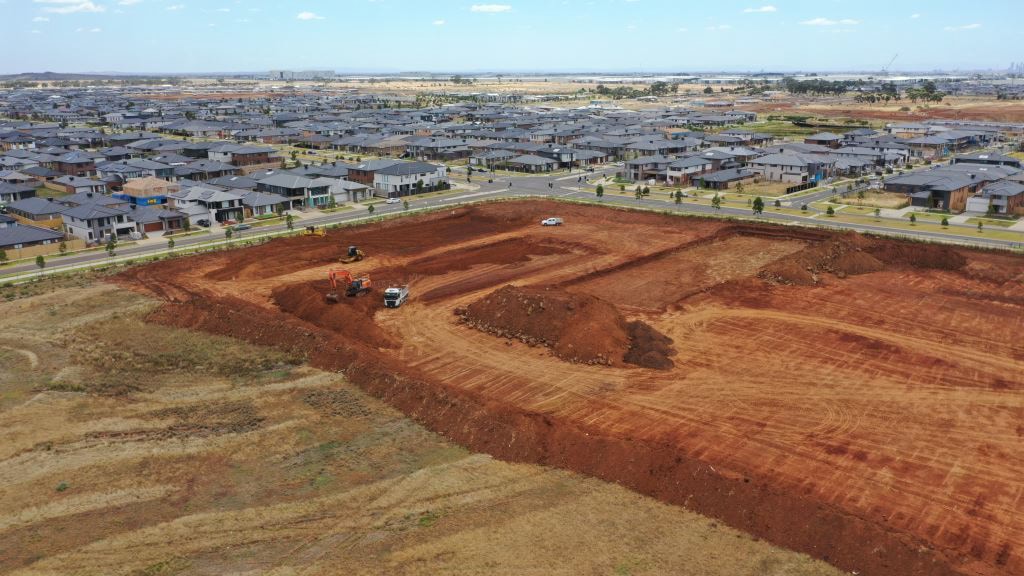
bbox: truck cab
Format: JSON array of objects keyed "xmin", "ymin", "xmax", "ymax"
[{"xmin": 384, "ymin": 285, "xmax": 409, "ymax": 308}]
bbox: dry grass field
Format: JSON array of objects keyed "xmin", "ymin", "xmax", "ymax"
[{"xmin": 0, "ymin": 280, "xmax": 841, "ymax": 576}]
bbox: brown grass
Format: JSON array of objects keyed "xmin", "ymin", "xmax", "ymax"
[{"xmin": 0, "ymin": 282, "xmax": 841, "ymax": 575}]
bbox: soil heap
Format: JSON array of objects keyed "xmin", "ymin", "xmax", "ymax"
[
  {"xmin": 458, "ymin": 285, "xmax": 675, "ymax": 369},
  {"xmin": 758, "ymin": 233, "xmax": 966, "ymax": 285}
]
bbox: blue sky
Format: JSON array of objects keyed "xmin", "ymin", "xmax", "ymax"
[{"xmin": 6, "ymin": 0, "xmax": 1020, "ymax": 74}]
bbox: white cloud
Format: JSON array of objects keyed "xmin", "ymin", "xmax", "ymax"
[
  {"xmin": 118, "ymin": 0, "xmax": 141, "ymax": 5},
  {"xmin": 677, "ymin": 26, "xmax": 688, "ymax": 32},
  {"xmin": 165, "ymin": 3, "xmax": 184, "ymax": 10},
  {"xmin": 215, "ymin": 7, "xmax": 229, "ymax": 11},
  {"xmin": 296, "ymin": 10, "xmax": 324, "ymax": 20},
  {"xmin": 34, "ymin": 0, "xmax": 106, "ymax": 14},
  {"xmin": 910, "ymin": 13, "xmax": 920, "ymax": 19},
  {"xmin": 743, "ymin": 5, "xmax": 776, "ymax": 13},
  {"xmin": 32, "ymin": 15, "xmax": 50, "ymax": 21},
  {"xmin": 944, "ymin": 23, "xmax": 981, "ymax": 31},
  {"xmin": 432, "ymin": 19, "xmax": 445, "ymax": 25},
  {"xmin": 801, "ymin": 17, "xmax": 859, "ymax": 26},
  {"xmin": 706, "ymin": 24, "xmax": 731, "ymax": 31},
  {"xmin": 470, "ymin": 4, "xmax": 511, "ymax": 13},
  {"xmin": 75, "ymin": 26, "xmax": 101, "ymax": 32},
  {"xmin": 31, "ymin": 29, "xmax": 42, "ymax": 33}
]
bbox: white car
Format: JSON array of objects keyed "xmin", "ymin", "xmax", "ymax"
[
  {"xmin": 540, "ymin": 217, "xmax": 563, "ymax": 226},
  {"xmin": 385, "ymin": 197, "xmax": 401, "ymax": 204}
]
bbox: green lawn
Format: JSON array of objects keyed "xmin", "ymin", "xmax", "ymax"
[
  {"xmin": 966, "ymin": 217, "xmax": 1017, "ymax": 228},
  {"xmin": 828, "ymin": 213, "xmax": 1024, "ymax": 242}
]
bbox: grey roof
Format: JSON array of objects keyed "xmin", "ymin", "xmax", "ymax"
[
  {"xmin": 257, "ymin": 173, "xmax": 320, "ymax": 189},
  {"xmin": 128, "ymin": 205, "xmax": 186, "ymax": 224},
  {"xmin": 506, "ymin": 154, "xmax": 557, "ymax": 166},
  {"xmin": 61, "ymin": 203, "xmax": 129, "ymax": 220},
  {"xmin": 374, "ymin": 161, "xmax": 443, "ymax": 176},
  {"xmin": 0, "ymin": 224, "xmax": 63, "ymax": 248},
  {"xmin": 241, "ymin": 190, "xmax": 290, "ymax": 207},
  {"xmin": 701, "ymin": 168, "xmax": 755, "ymax": 183},
  {"xmin": 207, "ymin": 175, "xmax": 259, "ymax": 190},
  {"xmin": 7, "ymin": 196, "xmax": 66, "ymax": 216},
  {"xmin": 980, "ymin": 180, "xmax": 1024, "ymax": 198}
]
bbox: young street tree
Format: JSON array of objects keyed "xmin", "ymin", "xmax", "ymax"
[
  {"xmin": 595, "ymin": 184, "xmax": 604, "ymax": 199},
  {"xmin": 0, "ymin": 249, "xmax": 7, "ymax": 264},
  {"xmin": 105, "ymin": 236, "xmax": 117, "ymax": 257},
  {"xmin": 711, "ymin": 193, "xmax": 722, "ymax": 210},
  {"xmin": 367, "ymin": 204, "xmax": 375, "ymax": 215},
  {"xmin": 674, "ymin": 190, "xmax": 682, "ymax": 204},
  {"xmin": 874, "ymin": 208, "xmax": 881, "ymax": 220},
  {"xmin": 752, "ymin": 196, "xmax": 765, "ymax": 215},
  {"xmin": 285, "ymin": 213, "xmax": 294, "ymax": 231},
  {"xmin": 225, "ymin": 228, "xmax": 233, "ymax": 240},
  {"xmin": 167, "ymin": 238, "xmax": 175, "ymax": 251},
  {"xmin": 59, "ymin": 240, "xmax": 67, "ymax": 255},
  {"xmin": 826, "ymin": 205, "xmax": 835, "ymax": 216},
  {"xmin": 909, "ymin": 213, "xmax": 917, "ymax": 225},
  {"xmin": 635, "ymin": 186, "xmax": 643, "ymax": 202}
]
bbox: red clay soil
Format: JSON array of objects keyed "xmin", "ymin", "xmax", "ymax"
[
  {"xmin": 457, "ymin": 284, "xmax": 675, "ymax": 369},
  {"xmin": 759, "ymin": 232, "xmax": 966, "ymax": 285},
  {"xmin": 116, "ymin": 199, "xmax": 1024, "ymax": 576}
]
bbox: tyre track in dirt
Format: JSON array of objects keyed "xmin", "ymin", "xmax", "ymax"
[{"xmin": 118, "ymin": 199, "xmax": 1024, "ymax": 576}]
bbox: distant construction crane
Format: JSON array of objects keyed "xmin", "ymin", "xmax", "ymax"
[{"xmin": 881, "ymin": 53, "xmax": 899, "ymax": 77}]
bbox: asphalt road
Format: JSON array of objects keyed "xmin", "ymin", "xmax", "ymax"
[{"xmin": 4, "ymin": 167, "xmax": 1021, "ymax": 281}]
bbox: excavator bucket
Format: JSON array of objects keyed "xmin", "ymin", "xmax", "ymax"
[{"xmin": 325, "ymin": 291, "xmax": 339, "ymax": 304}]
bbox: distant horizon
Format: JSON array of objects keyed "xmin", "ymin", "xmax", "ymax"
[{"xmin": 3, "ymin": 67, "xmax": 1016, "ymax": 79}]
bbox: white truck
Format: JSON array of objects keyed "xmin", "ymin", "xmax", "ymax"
[{"xmin": 383, "ymin": 285, "xmax": 409, "ymax": 308}]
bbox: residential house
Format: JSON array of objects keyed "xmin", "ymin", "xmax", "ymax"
[
  {"xmin": 52, "ymin": 151, "xmax": 96, "ymax": 177},
  {"xmin": 169, "ymin": 185, "xmax": 245, "ymax": 224},
  {"xmin": 61, "ymin": 203, "xmax": 138, "ymax": 243},
  {"xmin": 115, "ymin": 176, "xmax": 180, "ymax": 206},
  {"xmin": 625, "ymin": 155, "xmax": 673, "ymax": 182},
  {"xmin": 49, "ymin": 175, "xmax": 106, "ymax": 196},
  {"xmin": 5, "ymin": 197, "xmax": 66, "ymax": 229},
  {"xmin": 695, "ymin": 167, "xmax": 757, "ymax": 190},
  {"xmin": 372, "ymin": 161, "xmax": 448, "ymax": 196},
  {"xmin": 666, "ymin": 156, "xmax": 714, "ymax": 186},
  {"xmin": 0, "ymin": 181, "xmax": 38, "ymax": 204},
  {"xmin": 503, "ymin": 154, "xmax": 558, "ymax": 173},
  {"xmin": 747, "ymin": 153, "xmax": 835, "ymax": 184},
  {"xmin": 241, "ymin": 190, "xmax": 291, "ymax": 217},
  {"xmin": 256, "ymin": 173, "xmax": 332, "ymax": 208},
  {"xmin": 128, "ymin": 204, "xmax": 188, "ymax": 234}
]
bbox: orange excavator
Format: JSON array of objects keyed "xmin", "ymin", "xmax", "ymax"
[{"xmin": 325, "ymin": 269, "xmax": 372, "ymax": 303}]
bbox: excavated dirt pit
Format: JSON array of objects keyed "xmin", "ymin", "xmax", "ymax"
[{"xmin": 117, "ymin": 199, "xmax": 1024, "ymax": 576}]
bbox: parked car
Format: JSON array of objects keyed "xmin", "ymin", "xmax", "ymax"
[
  {"xmin": 540, "ymin": 217, "xmax": 563, "ymax": 226},
  {"xmin": 196, "ymin": 219, "xmax": 210, "ymax": 227},
  {"xmin": 385, "ymin": 197, "xmax": 401, "ymax": 204}
]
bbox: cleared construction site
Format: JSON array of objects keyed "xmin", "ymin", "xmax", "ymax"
[{"xmin": 118, "ymin": 199, "xmax": 1024, "ymax": 576}]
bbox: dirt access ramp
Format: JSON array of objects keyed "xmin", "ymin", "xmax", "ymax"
[{"xmin": 118, "ymin": 199, "xmax": 1024, "ymax": 576}]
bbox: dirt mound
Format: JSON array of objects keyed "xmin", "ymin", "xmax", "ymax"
[
  {"xmin": 759, "ymin": 235, "xmax": 885, "ymax": 285},
  {"xmin": 866, "ymin": 240, "xmax": 967, "ymax": 270},
  {"xmin": 271, "ymin": 281, "xmax": 396, "ymax": 350},
  {"xmin": 624, "ymin": 321, "xmax": 675, "ymax": 369},
  {"xmin": 458, "ymin": 285, "xmax": 674, "ymax": 369}
]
